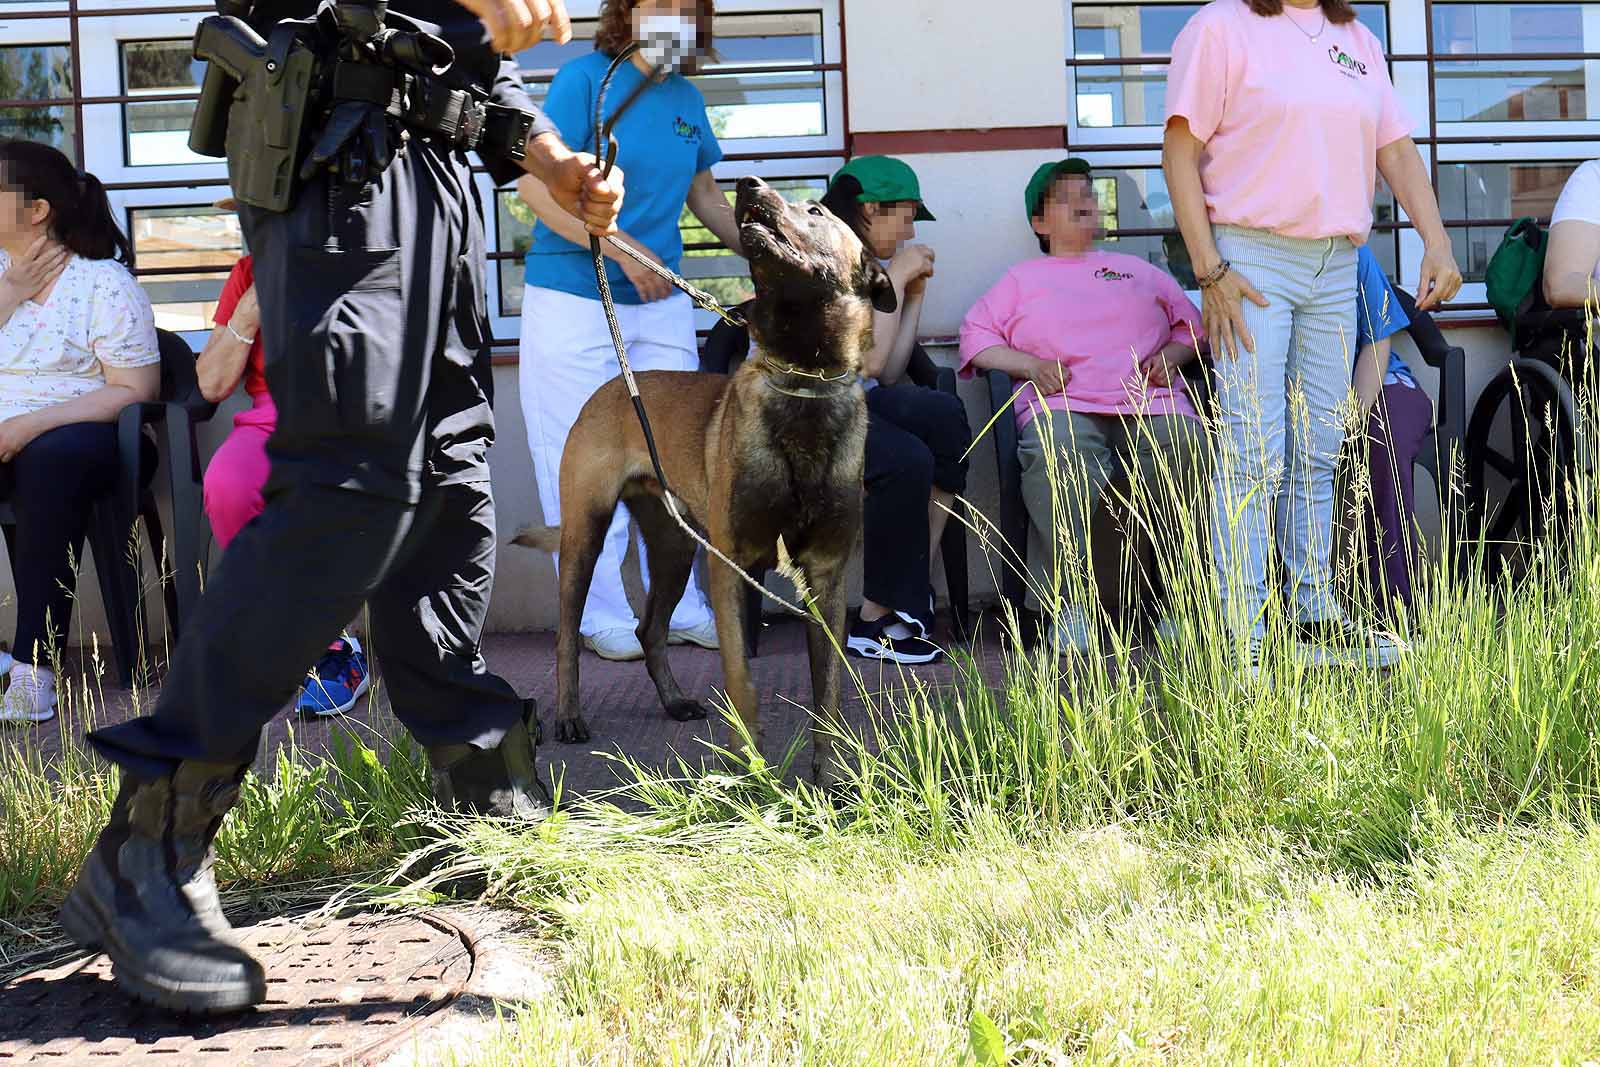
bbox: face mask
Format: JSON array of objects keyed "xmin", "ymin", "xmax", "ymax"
[{"xmin": 638, "ymin": 12, "xmax": 698, "ymax": 73}]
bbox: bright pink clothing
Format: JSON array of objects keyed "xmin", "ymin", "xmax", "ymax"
[
  {"xmin": 1164, "ymin": 0, "xmax": 1409, "ymax": 244},
  {"xmin": 204, "ymin": 398, "xmax": 274, "ymax": 550},
  {"xmin": 958, "ymin": 251, "xmax": 1204, "ymax": 430},
  {"xmin": 205, "ymin": 256, "xmax": 276, "ymax": 550}
]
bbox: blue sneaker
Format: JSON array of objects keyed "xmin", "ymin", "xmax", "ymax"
[{"xmin": 295, "ymin": 636, "xmax": 371, "ymax": 717}]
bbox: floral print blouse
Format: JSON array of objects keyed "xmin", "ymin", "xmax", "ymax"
[{"xmin": 0, "ymin": 251, "xmax": 160, "ymax": 424}]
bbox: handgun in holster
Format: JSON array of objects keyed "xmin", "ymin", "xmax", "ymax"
[
  {"xmin": 189, "ymin": 1, "xmax": 539, "ymax": 211},
  {"xmin": 188, "ymin": 14, "xmax": 318, "ymax": 213}
]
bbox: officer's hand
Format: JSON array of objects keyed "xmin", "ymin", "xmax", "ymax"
[
  {"xmin": 457, "ymin": 0, "xmax": 571, "ymax": 54},
  {"xmin": 527, "ymin": 134, "xmax": 623, "ymax": 236}
]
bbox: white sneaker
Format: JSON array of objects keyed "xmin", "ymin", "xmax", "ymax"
[
  {"xmin": 582, "ymin": 627, "xmax": 645, "ymax": 662},
  {"xmin": 1051, "ymin": 607, "xmax": 1093, "ymax": 656},
  {"xmin": 1, "ymin": 663, "xmax": 56, "ymax": 724},
  {"xmin": 667, "ymin": 619, "xmax": 720, "ymax": 650}
]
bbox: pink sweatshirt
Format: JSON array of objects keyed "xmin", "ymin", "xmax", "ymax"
[
  {"xmin": 959, "ymin": 251, "xmax": 1204, "ymax": 430},
  {"xmin": 1165, "ymin": 0, "xmax": 1410, "ymax": 244}
]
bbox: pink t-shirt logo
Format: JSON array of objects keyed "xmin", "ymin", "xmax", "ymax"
[
  {"xmin": 1327, "ymin": 45, "xmax": 1369, "ymax": 78},
  {"xmin": 1095, "ymin": 266, "xmax": 1135, "ymax": 281}
]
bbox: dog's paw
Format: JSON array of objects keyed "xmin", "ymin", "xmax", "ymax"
[
  {"xmin": 665, "ymin": 699, "xmax": 708, "ymax": 722},
  {"xmin": 554, "ymin": 715, "xmax": 592, "ymax": 744}
]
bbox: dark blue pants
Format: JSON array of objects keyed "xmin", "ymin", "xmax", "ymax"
[
  {"xmin": 89, "ymin": 140, "xmax": 522, "ymax": 777},
  {"xmin": 0, "ymin": 422, "xmax": 120, "ymax": 666},
  {"xmin": 863, "ymin": 383, "xmax": 971, "ymax": 627}
]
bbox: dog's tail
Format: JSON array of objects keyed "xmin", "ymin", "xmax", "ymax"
[{"xmin": 510, "ymin": 524, "xmax": 562, "ymax": 553}]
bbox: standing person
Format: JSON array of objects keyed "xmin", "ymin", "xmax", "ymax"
[
  {"xmin": 1162, "ymin": 0, "xmax": 1461, "ymax": 672},
  {"xmin": 818, "ymin": 157, "xmax": 970, "ymax": 664},
  {"xmin": 518, "ymin": 0, "xmax": 743, "ymax": 663},
  {"xmin": 0, "ymin": 143, "xmax": 160, "ymax": 724},
  {"xmin": 961, "ymin": 158, "xmax": 1207, "ymax": 653},
  {"xmin": 65, "ymin": 0, "xmax": 624, "ymax": 1016},
  {"xmin": 196, "ymin": 236, "xmax": 368, "ymax": 718},
  {"xmin": 1350, "ymin": 245, "xmax": 1431, "ymax": 618}
]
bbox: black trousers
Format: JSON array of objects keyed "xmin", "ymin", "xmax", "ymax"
[
  {"xmin": 1, "ymin": 423, "xmax": 122, "ymax": 666},
  {"xmin": 862, "ymin": 382, "xmax": 971, "ymax": 626},
  {"xmin": 90, "ymin": 140, "xmax": 522, "ymax": 777}
]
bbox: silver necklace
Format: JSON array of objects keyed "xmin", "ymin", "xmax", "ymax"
[{"xmin": 1283, "ymin": 5, "xmax": 1327, "ymax": 42}]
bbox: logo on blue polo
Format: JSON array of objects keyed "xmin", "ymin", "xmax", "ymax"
[{"xmin": 672, "ymin": 116, "xmax": 703, "ymax": 143}]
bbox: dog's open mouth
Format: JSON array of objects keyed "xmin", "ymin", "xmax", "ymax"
[{"xmin": 739, "ymin": 217, "xmax": 799, "ymax": 265}]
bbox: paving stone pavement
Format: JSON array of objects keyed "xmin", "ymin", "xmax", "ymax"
[{"xmin": 7, "ymin": 613, "xmax": 1022, "ymax": 800}]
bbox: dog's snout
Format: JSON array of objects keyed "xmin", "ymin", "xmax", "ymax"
[{"xmin": 737, "ymin": 176, "xmax": 765, "ymax": 194}]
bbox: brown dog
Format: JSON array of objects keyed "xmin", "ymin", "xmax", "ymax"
[{"xmin": 514, "ymin": 176, "xmax": 896, "ymax": 780}]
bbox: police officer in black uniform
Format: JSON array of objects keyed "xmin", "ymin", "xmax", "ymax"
[{"xmin": 59, "ymin": 0, "xmax": 621, "ymax": 1016}]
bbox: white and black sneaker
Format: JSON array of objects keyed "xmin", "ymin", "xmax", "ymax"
[
  {"xmin": 847, "ymin": 613, "xmax": 942, "ymax": 665},
  {"xmin": 1293, "ymin": 617, "xmax": 1401, "ymax": 668}
]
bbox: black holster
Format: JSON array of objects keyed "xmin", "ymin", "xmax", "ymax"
[
  {"xmin": 187, "ymin": 4, "xmax": 536, "ymax": 213},
  {"xmin": 188, "ymin": 15, "xmax": 319, "ymax": 213}
]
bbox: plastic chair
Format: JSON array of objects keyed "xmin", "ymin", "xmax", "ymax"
[{"xmin": 0, "ymin": 329, "xmax": 217, "ymax": 685}]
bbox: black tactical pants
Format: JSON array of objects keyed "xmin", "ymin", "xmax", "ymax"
[{"xmin": 90, "ymin": 139, "xmax": 524, "ymax": 776}]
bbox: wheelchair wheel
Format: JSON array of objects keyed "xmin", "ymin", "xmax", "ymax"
[{"xmin": 1463, "ymin": 357, "xmax": 1580, "ymax": 584}]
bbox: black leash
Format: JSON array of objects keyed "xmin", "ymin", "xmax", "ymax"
[{"xmin": 587, "ymin": 45, "xmax": 810, "ymax": 620}]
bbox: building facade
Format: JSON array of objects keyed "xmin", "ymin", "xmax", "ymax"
[{"xmin": 0, "ymin": 0, "xmax": 1584, "ymax": 632}]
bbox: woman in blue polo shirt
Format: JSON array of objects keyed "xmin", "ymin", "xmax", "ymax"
[
  {"xmin": 517, "ymin": 0, "xmax": 744, "ymax": 663},
  {"xmin": 1352, "ymin": 245, "xmax": 1432, "ymax": 617}
]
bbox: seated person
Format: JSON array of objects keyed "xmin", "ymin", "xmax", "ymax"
[
  {"xmin": 199, "ymin": 224, "xmax": 368, "ymax": 716},
  {"xmin": 1351, "ymin": 246, "xmax": 1431, "ymax": 620},
  {"xmin": 0, "ymin": 143, "xmax": 160, "ymax": 723},
  {"xmin": 1544, "ymin": 159, "xmax": 1600, "ymax": 310},
  {"xmin": 959, "ymin": 158, "xmax": 1207, "ymax": 652},
  {"xmin": 818, "ymin": 157, "xmax": 973, "ymax": 663}
]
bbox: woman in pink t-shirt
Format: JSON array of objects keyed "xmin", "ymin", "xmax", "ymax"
[
  {"xmin": 960, "ymin": 159, "xmax": 1208, "ymax": 654},
  {"xmin": 1162, "ymin": 0, "xmax": 1460, "ymax": 674}
]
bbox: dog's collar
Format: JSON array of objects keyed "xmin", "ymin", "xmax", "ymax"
[{"xmin": 752, "ymin": 356, "xmax": 856, "ymax": 399}]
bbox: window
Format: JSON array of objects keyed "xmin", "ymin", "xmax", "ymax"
[
  {"xmin": 1064, "ymin": 0, "xmax": 1600, "ymax": 309},
  {"xmin": 37, "ymin": 2, "xmax": 840, "ymax": 344},
  {"xmin": 122, "ymin": 40, "xmax": 208, "ymax": 167},
  {"xmin": 0, "ymin": 44, "xmax": 74, "ymax": 162},
  {"xmin": 1069, "ymin": 4, "xmax": 1388, "ymax": 128},
  {"xmin": 1432, "ymin": 3, "xmax": 1590, "ymax": 122},
  {"xmin": 490, "ymin": 5, "xmax": 842, "ymax": 336},
  {"xmin": 127, "ymin": 206, "xmax": 244, "ymax": 333}
]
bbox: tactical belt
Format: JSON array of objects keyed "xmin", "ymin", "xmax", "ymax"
[{"xmin": 330, "ymin": 60, "xmax": 528, "ymax": 159}]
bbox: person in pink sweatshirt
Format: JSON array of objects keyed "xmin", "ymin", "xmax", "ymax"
[{"xmin": 960, "ymin": 159, "xmax": 1208, "ymax": 653}]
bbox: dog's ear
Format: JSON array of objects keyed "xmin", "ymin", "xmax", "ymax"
[{"xmin": 865, "ymin": 256, "xmax": 898, "ymax": 313}]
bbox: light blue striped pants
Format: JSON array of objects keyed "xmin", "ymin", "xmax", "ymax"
[{"xmin": 1210, "ymin": 224, "xmax": 1358, "ymax": 638}]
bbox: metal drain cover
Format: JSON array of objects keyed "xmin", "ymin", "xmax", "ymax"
[{"xmin": 0, "ymin": 911, "xmax": 474, "ymax": 1065}]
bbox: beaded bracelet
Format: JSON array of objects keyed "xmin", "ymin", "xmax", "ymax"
[{"xmin": 1196, "ymin": 260, "xmax": 1232, "ymax": 289}]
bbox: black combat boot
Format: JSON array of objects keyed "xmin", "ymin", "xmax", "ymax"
[
  {"xmin": 426, "ymin": 700, "xmax": 551, "ymax": 819},
  {"xmin": 60, "ymin": 761, "xmax": 266, "ymax": 1015}
]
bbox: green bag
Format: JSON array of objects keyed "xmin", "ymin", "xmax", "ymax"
[{"xmin": 1484, "ymin": 217, "xmax": 1548, "ymax": 342}]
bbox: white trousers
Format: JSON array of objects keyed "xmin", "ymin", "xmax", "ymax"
[{"xmin": 519, "ymin": 285, "xmax": 714, "ymax": 637}]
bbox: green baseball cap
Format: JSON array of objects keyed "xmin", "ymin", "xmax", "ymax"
[
  {"xmin": 830, "ymin": 156, "xmax": 935, "ymax": 221},
  {"xmin": 1025, "ymin": 158, "xmax": 1092, "ymax": 220}
]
